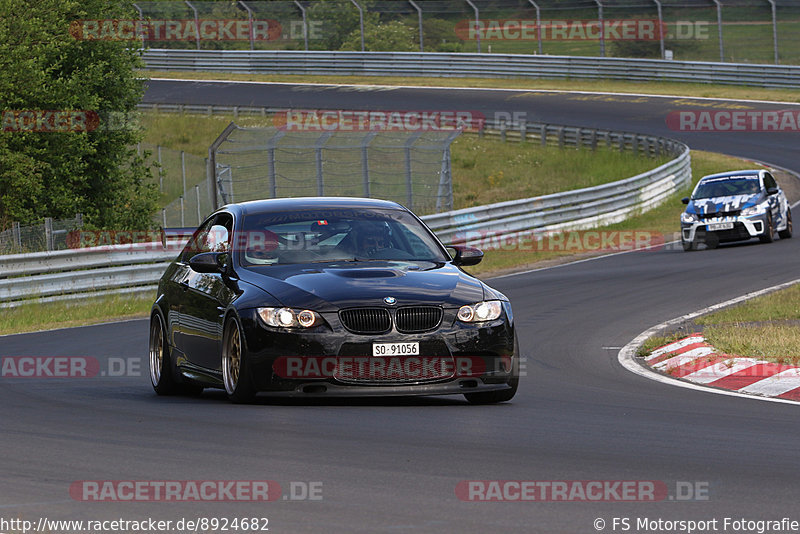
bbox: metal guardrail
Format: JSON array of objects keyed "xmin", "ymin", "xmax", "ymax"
[
  {"xmin": 142, "ymin": 49, "xmax": 800, "ymax": 89},
  {"xmin": 1, "ymin": 120, "xmax": 689, "ymax": 308},
  {"xmin": 425, "ymin": 120, "xmax": 691, "ymax": 243}
]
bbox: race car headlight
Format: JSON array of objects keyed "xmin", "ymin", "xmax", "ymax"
[
  {"xmin": 458, "ymin": 300, "xmax": 503, "ymax": 323},
  {"xmin": 258, "ymin": 307, "xmax": 321, "ymax": 328},
  {"xmin": 741, "ymin": 204, "xmax": 766, "ymax": 217},
  {"xmin": 680, "ymin": 212, "xmax": 699, "ymax": 223}
]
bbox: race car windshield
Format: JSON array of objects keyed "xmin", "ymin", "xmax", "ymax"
[
  {"xmin": 239, "ymin": 208, "xmax": 450, "ymax": 265},
  {"xmin": 692, "ymin": 178, "xmax": 760, "ymax": 199}
]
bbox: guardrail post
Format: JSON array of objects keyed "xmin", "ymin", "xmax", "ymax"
[
  {"xmin": 540, "ymin": 124, "xmax": 547, "ymax": 147},
  {"xmin": 180, "ymin": 196, "xmax": 185, "ymax": 227},
  {"xmin": 619, "ymin": 133, "xmax": 625, "ymax": 153},
  {"xmin": 557, "ymin": 127, "xmax": 565, "ymax": 148},
  {"xmin": 44, "ymin": 218, "xmax": 53, "ymax": 251},
  {"xmin": 590, "ymin": 129, "xmax": 598, "ymax": 150},
  {"xmin": 520, "ymin": 121, "xmax": 527, "ymax": 143},
  {"xmin": 500, "ymin": 122, "xmax": 507, "ymax": 142},
  {"xmin": 233, "ymin": 106, "xmax": 239, "ymax": 120},
  {"xmin": 181, "ymin": 150, "xmax": 187, "ymax": 201}
]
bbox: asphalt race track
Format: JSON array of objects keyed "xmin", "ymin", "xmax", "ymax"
[{"xmin": 3, "ymin": 80, "xmax": 800, "ymax": 533}]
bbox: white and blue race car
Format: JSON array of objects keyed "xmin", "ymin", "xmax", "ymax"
[{"xmin": 680, "ymin": 170, "xmax": 792, "ymax": 251}]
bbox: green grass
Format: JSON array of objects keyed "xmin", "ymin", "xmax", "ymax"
[
  {"xmin": 468, "ymin": 149, "xmax": 763, "ymax": 276},
  {"xmin": 636, "ymin": 331, "xmax": 691, "ymax": 358},
  {"xmin": 144, "ymin": 70, "xmax": 800, "ymax": 104},
  {"xmin": 0, "ymin": 293, "xmax": 155, "ymax": 336},
  {"xmin": 690, "ymin": 284, "xmax": 800, "ymax": 364}
]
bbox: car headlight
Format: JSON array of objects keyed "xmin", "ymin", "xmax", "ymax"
[
  {"xmin": 741, "ymin": 204, "xmax": 766, "ymax": 217},
  {"xmin": 258, "ymin": 307, "xmax": 321, "ymax": 328},
  {"xmin": 457, "ymin": 301, "xmax": 503, "ymax": 323},
  {"xmin": 680, "ymin": 212, "xmax": 699, "ymax": 223}
]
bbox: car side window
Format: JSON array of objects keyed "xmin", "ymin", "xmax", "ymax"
[
  {"xmin": 181, "ymin": 214, "xmax": 233, "ymax": 263},
  {"xmin": 764, "ymin": 173, "xmax": 777, "ymax": 190}
]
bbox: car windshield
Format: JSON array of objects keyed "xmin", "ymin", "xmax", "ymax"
[
  {"xmin": 239, "ymin": 207, "xmax": 450, "ymax": 265},
  {"xmin": 692, "ymin": 177, "xmax": 760, "ymax": 199}
]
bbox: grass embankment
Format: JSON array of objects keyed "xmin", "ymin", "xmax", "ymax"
[
  {"xmin": 637, "ymin": 284, "xmax": 800, "ymax": 364},
  {"xmin": 0, "ymin": 294, "xmax": 155, "ymax": 337},
  {"xmin": 144, "ymin": 70, "xmax": 800, "ymax": 104}
]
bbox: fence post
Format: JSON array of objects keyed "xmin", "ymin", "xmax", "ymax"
[
  {"xmin": 540, "ymin": 124, "xmax": 547, "ymax": 147},
  {"xmin": 315, "ymin": 131, "xmax": 334, "ymax": 196},
  {"xmin": 157, "ymin": 145, "xmax": 163, "ymax": 192},
  {"xmin": 361, "ymin": 131, "xmax": 379, "ymax": 198},
  {"xmin": 408, "ymin": 0, "xmax": 423, "ymax": 52},
  {"xmin": 404, "ymin": 131, "xmax": 424, "ymax": 210},
  {"xmin": 238, "ymin": 1, "xmax": 255, "ymax": 50},
  {"xmin": 162, "ymin": 209, "xmax": 167, "ymax": 229},
  {"xmin": 713, "ymin": 0, "xmax": 724, "ymax": 62},
  {"xmin": 180, "ymin": 196, "xmax": 185, "ymax": 227},
  {"xmin": 527, "ymin": 1, "xmax": 543, "ymax": 55},
  {"xmin": 350, "ymin": 0, "xmax": 365, "ymax": 51},
  {"xmin": 12, "ymin": 221, "xmax": 21, "ymax": 249},
  {"xmin": 595, "ymin": 0, "xmax": 605, "ymax": 57},
  {"xmin": 653, "ymin": 0, "xmax": 665, "ymax": 60},
  {"xmin": 465, "ymin": 0, "xmax": 481, "ymax": 53},
  {"xmin": 500, "ymin": 122, "xmax": 506, "ymax": 142},
  {"xmin": 767, "ymin": 0, "xmax": 778, "ymax": 65},
  {"xmin": 185, "ymin": 1, "xmax": 201, "ymax": 50},
  {"xmin": 520, "ymin": 120, "xmax": 527, "ymax": 143},
  {"xmin": 181, "ymin": 150, "xmax": 187, "ymax": 200},
  {"xmin": 195, "ymin": 185, "xmax": 202, "ymax": 225},
  {"xmin": 44, "ymin": 217, "xmax": 53, "ymax": 251},
  {"xmin": 293, "ymin": 0, "xmax": 309, "ymax": 51}
]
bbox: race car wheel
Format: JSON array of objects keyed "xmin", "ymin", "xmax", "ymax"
[
  {"xmin": 222, "ymin": 316, "xmax": 257, "ymax": 404},
  {"xmin": 760, "ymin": 213, "xmax": 775, "ymax": 243},
  {"xmin": 779, "ymin": 208, "xmax": 793, "ymax": 239},
  {"xmin": 149, "ymin": 313, "xmax": 177, "ymax": 395},
  {"xmin": 464, "ymin": 337, "xmax": 520, "ymax": 404}
]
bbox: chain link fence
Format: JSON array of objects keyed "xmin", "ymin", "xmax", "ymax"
[
  {"xmin": 130, "ymin": 0, "xmax": 800, "ymax": 65},
  {"xmin": 0, "ymin": 215, "xmax": 84, "ymax": 255}
]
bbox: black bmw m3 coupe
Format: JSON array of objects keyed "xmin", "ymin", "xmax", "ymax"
[{"xmin": 149, "ymin": 197, "xmax": 518, "ymax": 404}]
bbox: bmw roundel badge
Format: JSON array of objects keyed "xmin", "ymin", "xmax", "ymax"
[{"xmin": 384, "ymin": 296, "xmax": 397, "ymax": 305}]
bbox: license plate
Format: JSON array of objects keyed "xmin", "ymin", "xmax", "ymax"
[
  {"xmin": 707, "ymin": 222, "xmax": 734, "ymax": 231},
  {"xmin": 372, "ymin": 342, "xmax": 419, "ymax": 357}
]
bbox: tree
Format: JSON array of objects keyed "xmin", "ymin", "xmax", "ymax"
[
  {"xmin": 0, "ymin": 0, "xmax": 158, "ymax": 230},
  {"xmin": 339, "ymin": 20, "xmax": 417, "ymax": 52}
]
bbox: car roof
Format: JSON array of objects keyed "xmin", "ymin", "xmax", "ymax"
[
  {"xmin": 699, "ymin": 170, "xmax": 762, "ymax": 183},
  {"xmin": 221, "ymin": 197, "xmax": 407, "ymax": 217}
]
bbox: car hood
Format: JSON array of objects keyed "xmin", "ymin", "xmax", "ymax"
[
  {"xmin": 687, "ymin": 193, "xmax": 762, "ymax": 215},
  {"xmin": 238, "ymin": 260, "xmax": 493, "ymax": 311}
]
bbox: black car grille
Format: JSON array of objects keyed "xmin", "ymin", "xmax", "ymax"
[
  {"xmin": 339, "ymin": 308, "xmax": 391, "ymax": 334},
  {"xmin": 339, "ymin": 306, "xmax": 443, "ymax": 334},
  {"xmin": 699, "ymin": 210, "xmax": 741, "ymax": 220},
  {"xmin": 335, "ymin": 341, "xmax": 455, "ymax": 384},
  {"xmin": 396, "ymin": 306, "xmax": 442, "ymax": 333}
]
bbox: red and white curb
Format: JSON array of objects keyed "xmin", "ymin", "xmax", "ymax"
[
  {"xmin": 644, "ymin": 334, "xmax": 800, "ymax": 401},
  {"xmin": 617, "ymin": 277, "xmax": 800, "ymax": 406}
]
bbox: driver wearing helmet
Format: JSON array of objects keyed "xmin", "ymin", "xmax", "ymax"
[{"xmin": 355, "ymin": 220, "xmax": 391, "ymax": 257}]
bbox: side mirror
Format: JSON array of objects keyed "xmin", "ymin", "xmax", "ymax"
[
  {"xmin": 767, "ymin": 187, "xmax": 779, "ymax": 196},
  {"xmin": 681, "ymin": 197, "xmax": 690, "ymax": 205},
  {"xmin": 446, "ymin": 244, "xmax": 484, "ymax": 266},
  {"xmin": 189, "ymin": 252, "xmax": 227, "ymax": 274}
]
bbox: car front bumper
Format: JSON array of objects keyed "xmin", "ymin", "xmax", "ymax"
[{"xmin": 681, "ymin": 214, "xmax": 767, "ymax": 243}]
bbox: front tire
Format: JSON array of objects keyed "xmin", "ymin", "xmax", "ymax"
[
  {"xmin": 222, "ymin": 316, "xmax": 257, "ymax": 404},
  {"xmin": 760, "ymin": 213, "xmax": 775, "ymax": 243},
  {"xmin": 779, "ymin": 208, "xmax": 793, "ymax": 239},
  {"xmin": 464, "ymin": 338, "xmax": 520, "ymax": 404},
  {"xmin": 149, "ymin": 313, "xmax": 177, "ymax": 395}
]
